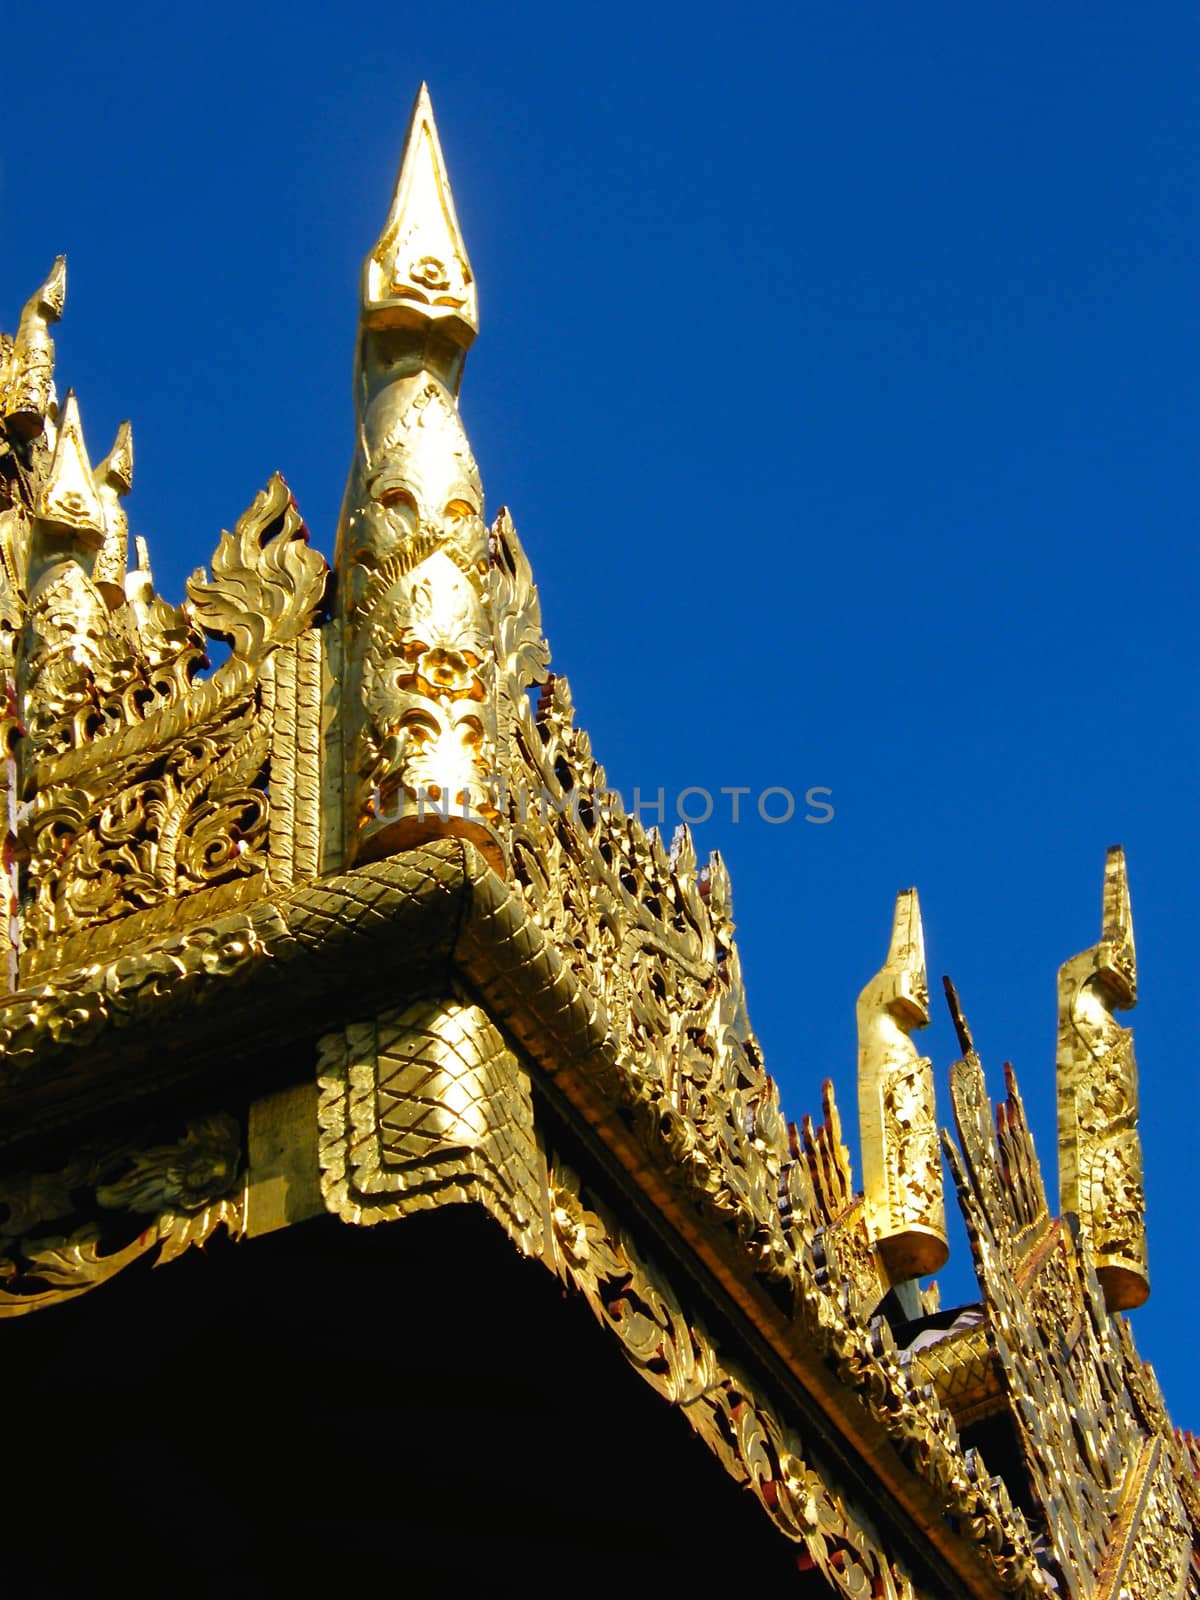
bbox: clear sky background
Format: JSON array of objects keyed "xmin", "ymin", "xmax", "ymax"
[{"xmin": 3, "ymin": 4, "xmax": 1196, "ymax": 1425}]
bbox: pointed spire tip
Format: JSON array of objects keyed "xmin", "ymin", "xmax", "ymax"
[
  {"xmin": 362, "ymin": 84, "xmax": 478, "ymax": 348},
  {"xmin": 35, "ymin": 389, "xmax": 105, "ymax": 543}
]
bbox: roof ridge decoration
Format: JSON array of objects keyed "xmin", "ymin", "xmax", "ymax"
[
  {"xmin": 858, "ymin": 887, "xmax": 948, "ymax": 1289},
  {"xmin": 0, "ymin": 87, "xmax": 1193, "ymax": 1600},
  {"xmin": 1057, "ymin": 843, "xmax": 1149, "ymax": 1312}
]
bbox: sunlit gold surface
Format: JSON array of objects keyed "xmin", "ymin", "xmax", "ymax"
[
  {"xmin": 91, "ymin": 419, "xmax": 134, "ymax": 604},
  {"xmin": 858, "ymin": 887, "xmax": 948, "ymax": 1283},
  {"xmin": 2, "ymin": 256, "xmax": 65, "ymax": 438},
  {"xmin": 0, "ymin": 1110, "xmax": 244, "ymax": 1316},
  {"xmin": 32, "ymin": 389, "xmax": 104, "ymax": 549},
  {"xmin": 337, "ymin": 89, "xmax": 497, "ymax": 867},
  {"xmin": 1057, "ymin": 846, "xmax": 1149, "ymax": 1310},
  {"xmin": 0, "ymin": 88, "xmax": 1192, "ymax": 1600},
  {"xmin": 318, "ymin": 993, "xmax": 542, "ymax": 1254},
  {"xmin": 362, "ymin": 83, "xmax": 478, "ymax": 349},
  {"xmin": 547, "ymin": 1162, "xmax": 928, "ymax": 1599},
  {"xmin": 944, "ymin": 988, "xmax": 1192, "ymax": 1598}
]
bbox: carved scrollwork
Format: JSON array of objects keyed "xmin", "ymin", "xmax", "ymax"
[
  {"xmin": 1057, "ymin": 847, "xmax": 1149, "ymax": 1311},
  {"xmin": 488, "ymin": 507, "xmax": 550, "ymax": 748},
  {"xmin": 494, "ymin": 660, "xmax": 815, "ymax": 1283},
  {"xmin": 548, "ymin": 1164, "xmax": 929, "ymax": 1599},
  {"xmin": 1, "ymin": 115, "xmax": 1193, "ymax": 1600},
  {"xmin": 338, "ymin": 370, "xmax": 501, "ymax": 865},
  {"xmin": 945, "ymin": 1025, "xmax": 1194, "ymax": 1600},
  {"xmin": 857, "ymin": 888, "xmax": 947, "ymax": 1284},
  {"xmin": 20, "ymin": 560, "xmax": 179, "ymax": 756},
  {"xmin": 23, "ymin": 697, "xmax": 270, "ymax": 954},
  {"xmin": 0, "ymin": 1110, "xmax": 244, "ymax": 1315},
  {"xmin": 0, "ymin": 910, "xmax": 266, "ymax": 1076},
  {"xmin": 13, "ymin": 470, "xmax": 328, "ymax": 968}
]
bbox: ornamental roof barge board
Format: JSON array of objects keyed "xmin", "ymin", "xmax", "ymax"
[{"xmin": 0, "ymin": 86, "xmax": 1194, "ymax": 1599}]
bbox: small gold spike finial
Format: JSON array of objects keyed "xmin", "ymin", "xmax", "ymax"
[
  {"xmin": 363, "ymin": 84, "xmax": 478, "ymax": 349},
  {"xmin": 857, "ymin": 888, "xmax": 948, "ymax": 1283},
  {"xmin": 92, "ymin": 420, "xmax": 134, "ymax": 606},
  {"xmin": 4, "ymin": 256, "xmax": 67, "ymax": 437},
  {"xmin": 1057, "ymin": 845, "xmax": 1148, "ymax": 1310},
  {"xmin": 33, "ymin": 391, "xmax": 105, "ymax": 549}
]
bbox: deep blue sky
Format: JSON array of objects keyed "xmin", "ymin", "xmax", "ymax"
[{"xmin": 3, "ymin": 5, "xmax": 1196, "ymax": 1424}]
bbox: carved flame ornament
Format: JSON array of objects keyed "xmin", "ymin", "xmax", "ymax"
[{"xmin": 0, "ymin": 85, "xmax": 1192, "ymax": 1600}]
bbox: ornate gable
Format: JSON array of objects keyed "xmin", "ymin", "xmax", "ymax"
[{"xmin": 0, "ymin": 86, "xmax": 1193, "ymax": 1600}]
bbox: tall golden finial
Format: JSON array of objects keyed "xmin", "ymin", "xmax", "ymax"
[
  {"xmin": 857, "ymin": 888, "xmax": 948, "ymax": 1282},
  {"xmin": 362, "ymin": 83, "xmax": 478, "ymax": 357},
  {"xmin": 1057, "ymin": 845, "xmax": 1148, "ymax": 1310},
  {"xmin": 32, "ymin": 391, "xmax": 105, "ymax": 556},
  {"xmin": 336, "ymin": 89, "xmax": 500, "ymax": 873},
  {"xmin": 92, "ymin": 421, "xmax": 134, "ymax": 607},
  {"xmin": 3, "ymin": 257, "xmax": 67, "ymax": 437}
]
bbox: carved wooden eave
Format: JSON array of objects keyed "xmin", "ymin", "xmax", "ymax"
[{"xmin": 1, "ymin": 88, "xmax": 1196, "ymax": 1600}]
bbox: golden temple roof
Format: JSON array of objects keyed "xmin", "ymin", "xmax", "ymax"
[{"xmin": 0, "ymin": 88, "xmax": 1194, "ymax": 1600}]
